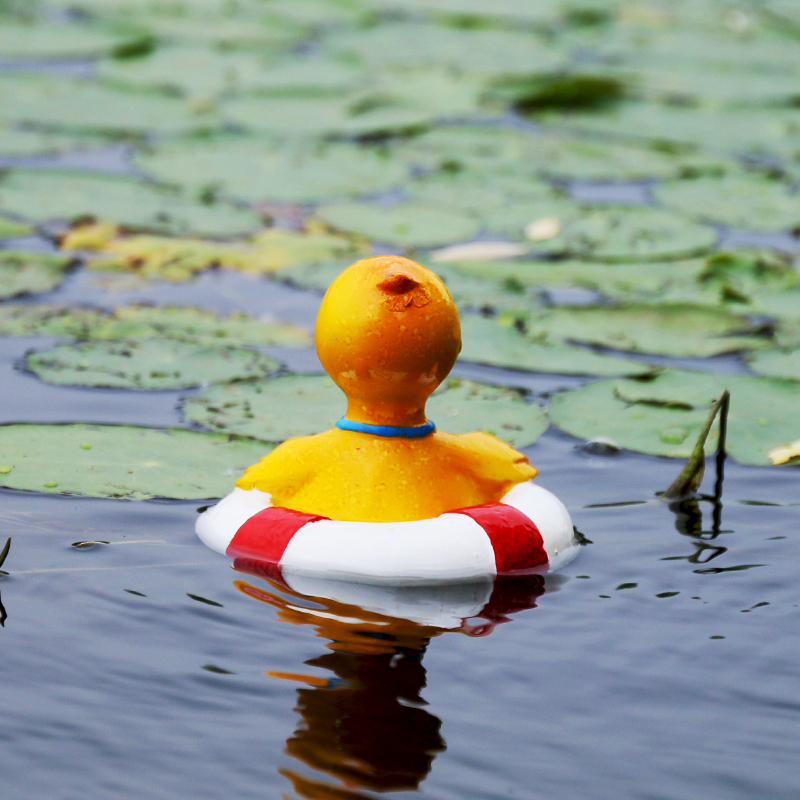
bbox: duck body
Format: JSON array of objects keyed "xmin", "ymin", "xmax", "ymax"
[
  {"xmin": 196, "ymin": 255, "xmax": 578, "ymax": 584},
  {"xmin": 236, "ymin": 427, "xmax": 536, "ymax": 523}
]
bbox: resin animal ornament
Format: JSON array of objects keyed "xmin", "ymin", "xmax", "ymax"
[{"xmin": 197, "ymin": 256, "xmax": 578, "ymax": 583}]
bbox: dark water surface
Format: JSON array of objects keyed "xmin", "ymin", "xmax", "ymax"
[{"xmin": 1, "ymin": 274, "xmax": 799, "ymax": 800}]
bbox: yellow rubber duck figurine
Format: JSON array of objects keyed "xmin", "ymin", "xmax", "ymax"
[{"xmin": 236, "ymin": 255, "xmax": 536, "ymax": 523}]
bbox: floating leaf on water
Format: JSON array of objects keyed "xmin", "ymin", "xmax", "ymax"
[
  {"xmin": 525, "ymin": 206, "xmax": 717, "ymax": 261},
  {"xmin": 137, "ymin": 138, "xmax": 408, "ymax": 204},
  {"xmin": 98, "ymin": 46, "xmax": 288, "ymax": 98},
  {"xmin": 543, "ymin": 101, "xmax": 800, "ymax": 164},
  {"xmin": 184, "ymin": 374, "xmax": 344, "ymax": 441},
  {"xmin": 219, "ymin": 95, "xmax": 352, "ymax": 137},
  {"xmin": 406, "ymin": 170, "xmax": 565, "ymax": 232},
  {"xmin": 488, "ymin": 72, "xmax": 626, "ymax": 114},
  {"xmin": 0, "ymin": 21, "xmax": 134, "ymax": 58},
  {"xmin": 0, "ymin": 303, "xmax": 106, "ymax": 337},
  {"xmin": 459, "ymin": 314, "xmax": 655, "ymax": 376},
  {"xmin": 768, "ymin": 439, "xmax": 800, "ymax": 466},
  {"xmin": 271, "ymin": 259, "xmax": 351, "ymax": 293},
  {"xmin": 398, "ymin": 123, "xmax": 726, "ymax": 182},
  {"xmin": 0, "ymin": 75, "xmax": 216, "ymax": 135},
  {"xmin": 0, "ymin": 215, "xmax": 32, "ymax": 238},
  {"xmin": 0, "ymin": 172, "xmax": 262, "ymax": 236},
  {"xmin": 314, "ymin": 201, "xmax": 481, "ymax": 248},
  {"xmin": 358, "ymin": 0, "xmax": 563, "ymax": 22},
  {"xmin": 549, "ymin": 369, "xmax": 800, "ymax": 466},
  {"xmin": 746, "ymin": 348, "xmax": 800, "ymax": 382},
  {"xmin": 528, "ymin": 304, "xmax": 768, "ymax": 358},
  {"xmin": 0, "ymin": 251, "xmax": 73, "ymax": 299},
  {"xmin": 0, "ymin": 423, "xmax": 272, "ymax": 500},
  {"xmin": 326, "ymin": 22, "xmax": 567, "ymax": 74},
  {"xmin": 94, "ymin": 304, "xmax": 311, "ymax": 347},
  {"xmin": 184, "ymin": 374, "xmax": 548, "ymax": 447},
  {"xmin": 63, "ymin": 223, "xmax": 363, "ymax": 282},
  {"xmin": 441, "ymin": 256, "xmax": 708, "ymax": 303},
  {"xmin": 656, "ymin": 173, "xmax": 800, "ymax": 231},
  {"xmin": 26, "ymin": 339, "xmax": 280, "ymax": 390},
  {"xmin": 0, "ymin": 299, "xmax": 310, "ymax": 347}
]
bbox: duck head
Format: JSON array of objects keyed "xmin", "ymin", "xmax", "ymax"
[{"xmin": 315, "ymin": 256, "xmax": 461, "ymax": 428}]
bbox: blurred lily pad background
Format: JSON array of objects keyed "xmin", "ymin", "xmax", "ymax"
[{"xmin": 1, "ymin": 0, "xmax": 800, "ymax": 498}]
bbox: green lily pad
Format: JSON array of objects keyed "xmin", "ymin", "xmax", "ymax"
[
  {"xmin": 668, "ymin": 249, "xmax": 800, "ymax": 310},
  {"xmin": 0, "ymin": 21, "xmax": 134, "ymax": 58},
  {"xmin": 543, "ymin": 102, "xmax": 800, "ymax": 164},
  {"xmin": 0, "ymin": 126, "xmax": 94, "ymax": 157},
  {"xmin": 432, "ymin": 265, "xmax": 541, "ymax": 313},
  {"xmin": 26, "ymin": 339, "xmax": 280, "ymax": 390},
  {"xmin": 258, "ymin": 0, "xmax": 367, "ymax": 25},
  {"xmin": 532, "ymin": 135, "xmax": 729, "ymax": 182},
  {"xmin": 549, "ymin": 369, "xmax": 800, "ymax": 466},
  {"xmin": 0, "ymin": 423, "xmax": 271, "ymax": 499},
  {"xmin": 528, "ymin": 304, "xmax": 769, "ymax": 358},
  {"xmin": 102, "ymin": 45, "xmax": 364, "ymax": 97},
  {"xmin": 0, "ymin": 301, "xmax": 311, "ymax": 345},
  {"xmin": 230, "ymin": 52, "xmax": 363, "ymax": 93},
  {"xmin": 656, "ymin": 174, "xmax": 800, "ymax": 231},
  {"xmin": 0, "ymin": 251, "xmax": 74, "ymax": 300},
  {"xmin": 0, "ymin": 75, "xmax": 217, "ymax": 135},
  {"xmin": 0, "ymin": 172, "xmax": 262, "ymax": 236},
  {"xmin": 459, "ymin": 314, "xmax": 655, "ymax": 376},
  {"xmin": 746, "ymin": 348, "xmax": 800, "ymax": 382},
  {"xmin": 185, "ymin": 374, "xmax": 344, "ymax": 440},
  {"xmin": 359, "ymin": 0, "xmax": 562, "ymax": 22},
  {"xmin": 442, "ymin": 257, "xmax": 707, "ymax": 303},
  {"xmin": 80, "ymin": 227, "xmax": 362, "ymax": 282},
  {"xmin": 271, "ymin": 258, "xmax": 350, "ymax": 293},
  {"xmin": 98, "ymin": 46, "xmax": 282, "ymax": 98},
  {"xmin": 220, "ymin": 95, "xmax": 352, "ymax": 136},
  {"xmin": 523, "ymin": 206, "xmax": 718, "ymax": 262},
  {"xmin": 183, "ymin": 374, "xmax": 548, "ymax": 447},
  {"xmin": 130, "ymin": 13, "xmax": 305, "ymax": 50},
  {"xmin": 220, "ymin": 92, "xmax": 436, "ymax": 138},
  {"xmin": 488, "ymin": 72, "xmax": 626, "ymax": 114},
  {"xmin": 428, "ymin": 378, "xmax": 548, "ymax": 447},
  {"xmin": 398, "ymin": 125, "xmax": 546, "ymax": 174},
  {"xmin": 407, "ymin": 169, "xmax": 565, "ymax": 231},
  {"xmin": 137, "ymin": 138, "xmax": 407, "ymax": 204},
  {"xmin": 89, "ymin": 304, "xmax": 311, "ymax": 347},
  {"xmin": 326, "ymin": 22, "xmax": 567, "ymax": 75},
  {"xmin": 398, "ymin": 124, "xmax": 727, "ymax": 182},
  {"xmin": 0, "ymin": 215, "xmax": 32, "ymax": 237},
  {"xmin": 315, "ymin": 201, "xmax": 480, "ymax": 248},
  {"xmin": 0, "ymin": 304, "xmax": 105, "ymax": 337}
]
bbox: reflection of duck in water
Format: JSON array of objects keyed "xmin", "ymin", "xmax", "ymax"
[
  {"xmin": 198, "ymin": 256, "xmax": 577, "ymax": 582},
  {"xmin": 235, "ymin": 565, "xmax": 547, "ymax": 799}
]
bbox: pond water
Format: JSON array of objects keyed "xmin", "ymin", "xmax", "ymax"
[
  {"xmin": 1, "ymin": 271, "xmax": 798, "ymax": 800},
  {"xmin": 3, "ymin": 2, "xmax": 800, "ymax": 796}
]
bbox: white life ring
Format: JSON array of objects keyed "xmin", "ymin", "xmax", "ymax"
[{"xmin": 197, "ymin": 481, "xmax": 578, "ymax": 585}]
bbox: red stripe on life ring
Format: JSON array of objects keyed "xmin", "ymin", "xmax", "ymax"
[
  {"xmin": 450, "ymin": 503, "xmax": 548, "ymax": 573},
  {"xmin": 227, "ymin": 506, "xmax": 329, "ymax": 563},
  {"xmin": 232, "ymin": 557, "xmax": 292, "ymax": 590}
]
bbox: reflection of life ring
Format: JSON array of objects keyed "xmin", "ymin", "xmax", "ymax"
[
  {"xmin": 197, "ymin": 480, "xmax": 578, "ymax": 585},
  {"xmin": 236, "ymin": 559, "xmax": 549, "ymax": 634}
]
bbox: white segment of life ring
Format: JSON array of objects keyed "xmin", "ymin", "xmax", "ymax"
[{"xmin": 197, "ymin": 481, "xmax": 577, "ymax": 585}]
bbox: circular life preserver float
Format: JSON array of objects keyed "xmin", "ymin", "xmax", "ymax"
[{"xmin": 196, "ymin": 480, "xmax": 578, "ymax": 585}]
